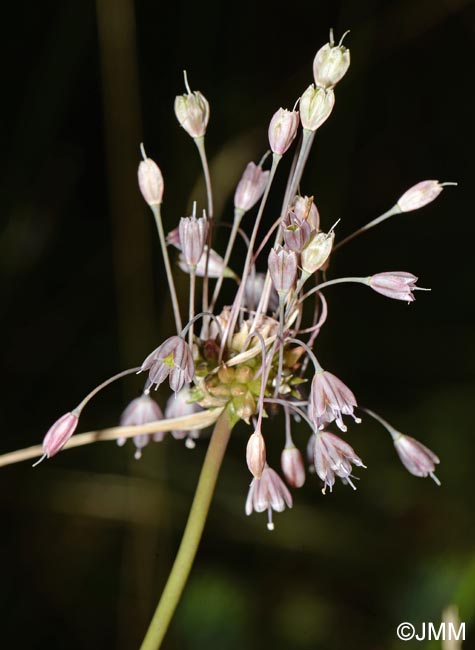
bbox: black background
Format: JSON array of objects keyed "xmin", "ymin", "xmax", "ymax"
[{"xmin": 1, "ymin": 1, "xmax": 474, "ymax": 648}]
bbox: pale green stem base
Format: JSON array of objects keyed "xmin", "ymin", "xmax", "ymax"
[{"xmin": 140, "ymin": 412, "xmax": 232, "ymax": 650}]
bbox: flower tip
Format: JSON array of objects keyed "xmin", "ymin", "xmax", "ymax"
[{"xmin": 267, "ymin": 521, "xmax": 275, "ymax": 531}]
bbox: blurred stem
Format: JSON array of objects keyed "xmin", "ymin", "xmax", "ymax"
[
  {"xmin": 194, "ymin": 136, "xmax": 213, "ymax": 322},
  {"xmin": 151, "ymin": 205, "xmax": 182, "ymax": 332},
  {"xmin": 188, "ymin": 269, "xmax": 196, "ymax": 347},
  {"xmin": 140, "ymin": 412, "xmax": 232, "ymax": 650}
]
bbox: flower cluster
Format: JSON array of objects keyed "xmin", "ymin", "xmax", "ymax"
[{"xmin": 38, "ymin": 30, "xmax": 453, "ymax": 530}]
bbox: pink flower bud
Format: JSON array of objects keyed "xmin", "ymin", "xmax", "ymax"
[
  {"xmin": 299, "ymin": 84, "xmax": 335, "ymax": 132},
  {"xmin": 268, "ymin": 246, "xmax": 298, "ymax": 295},
  {"xmin": 369, "ymin": 272, "xmax": 426, "ymax": 302},
  {"xmin": 42, "ymin": 412, "xmax": 79, "ymax": 459},
  {"xmin": 137, "ymin": 149, "xmax": 164, "ymax": 206},
  {"xmin": 394, "ymin": 434, "xmax": 440, "ymax": 485},
  {"xmin": 397, "ymin": 180, "xmax": 446, "ymax": 212},
  {"xmin": 268, "ymin": 108, "xmax": 300, "ymax": 155},
  {"xmin": 300, "ymin": 231, "xmax": 334, "ymax": 275},
  {"xmin": 281, "ymin": 446, "xmax": 306, "ymax": 488},
  {"xmin": 313, "ymin": 37, "xmax": 350, "ymax": 90},
  {"xmin": 282, "ymin": 211, "xmax": 312, "ymax": 252},
  {"xmin": 293, "ymin": 195, "xmax": 320, "ymax": 231},
  {"xmin": 174, "ymin": 77, "xmax": 210, "ymax": 139},
  {"xmin": 120, "ymin": 394, "xmax": 164, "ymax": 459},
  {"xmin": 141, "ymin": 336, "xmax": 194, "ymax": 394},
  {"xmin": 234, "ymin": 162, "xmax": 270, "ymax": 212},
  {"xmin": 246, "ymin": 430, "xmax": 266, "ymax": 478},
  {"xmin": 179, "ymin": 214, "xmax": 209, "ymax": 267},
  {"xmin": 245, "ymin": 465, "xmax": 293, "ymax": 530}
]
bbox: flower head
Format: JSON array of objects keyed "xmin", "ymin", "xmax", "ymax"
[
  {"xmin": 137, "ymin": 149, "xmax": 164, "ymax": 206},
  {"xmin": 245, "ymin": 465, "xmax": 293, "ymax": 530},
  {"xmin": 397, "ymin": 180, "xmax": 446, "ymax": 212},
  {"xmin": 174, "ymin": 75, "xmax": 210, "ymax": 138},
  {"xmin": 179, "ymin": 213, "xmax": 208, "ymax": 268},
  {"xmin": 311, "ymin": 431, "xmax": 365, "ymax": 493},
  {"xmin": 282, "ymin": 211, "xmax": 312, "ymax": 252},
  {"xmin": 313, "ymin": 32, "xmax": 350, "ymax": 89},
  {"xmin": 246, "ymin": 429, "xmax": 267, "ymax": 479},
  {"xmin": 268, "ymin": 246, "xmax": 298, "ymax": 296},
  {"xmin": 292, "ymin": 195, "xmax": 320, "ymax": 231},
  {"xmin": 300, "ymin": 230, "xmax": 334, "ymax": 275},
  {"xmin": 165, "ymin": 388, "xmax": 204, "ymax": 447},
  {"xmin": 393, "ymin": 434, "xmax": 440, "ymax": 485},
  {"xmin": 141, "ymin": 336, "xmax": 194, "ymax": 393},
  {"xmin": 309, "ymin": 370, "xmax": 361, "ymax": 432},
  {"xmin": 299, "ymin": 84, "xmax": 335, "ymax": 132},
  {"xmin": 234, "ymin": 162, "xmax": 270, "ymax": 213},
  {"xmin": 281, "ymin": 446, "xmax": 306, "ymax": 488}
]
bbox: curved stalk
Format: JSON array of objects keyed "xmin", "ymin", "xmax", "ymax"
[{"xmin": 140, "ymin": 412, "xmax": 232, "ymax": 650}]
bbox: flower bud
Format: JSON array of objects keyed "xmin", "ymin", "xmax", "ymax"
[
  {"xmin": 174, "ymin": 74, "xmax": 210, "ymax": 139},
  {"xmin": 369, "ymin": 272, "xmax": 426, "ymax": 302},
  {"xmin": 397, "ymin": 180, "xmax": 447, "ymax": 212},
  {"xmin": 268, "ymin": 108, "xmax": 300, "ymax": 155},
  {"xmin": 293, "ymin": 195, "xmax": 320, "ymax": 231},
  {"xmin": 42, "ymin": 412, "xmax": 79, "ymax": 459},
  {"xmin": 282, "ymin": 211, "xmax": 312, "ymax": 252},
  {"xmin": 234, "ymin": 162, "xmax": 270, "ymax": 212},
  {"xmin": 137, "ymin": 146, "xmax": 164, "ymax": 206},
  {"xmin": 268, "ymin": 246, "xmax": 298, "ymax": 295},
  {"xmin": 120, "ymin": 394, "xmax": 164, "ymax": 459},
  {"xmin": 313, "ymin": 35, "xmax": 350, "ymax": 89},
  {"xmin": 300, "ymin": 231, "xmax": 334, "ymax": 275},
  {"xmin": 299, "ymin": 85, "xmax": 335, "ymax": 132},
  {"xmin": 179, "ymin": 213, "xmax": 209, "ymax": 268},
  {"xmin": 393, "ymin": 434, "xmax": 440, "ymax": 485},
  {"xmin": 246, "ymin": 430, "xmax": 266, "ymax": 478},
  {"xmin": 281, "ymin": 446, "xmax": 306, "ymax": 488}
]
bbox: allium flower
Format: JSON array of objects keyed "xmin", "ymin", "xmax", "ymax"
[
  {"xmin": 179, "ymin": 214, "xmax": 208, "ymax": 268},
  {"xmin": 313, "ymin": 36, "xmax": 351, "ymax": 89},
  {"xmin": 234, "ymin": 162, "xmax": 270, "ymax": 213},
  {"xmin": 246, "ymin": 430, "xmax": 266, "ymax": 479},
  {"xmin": 165, "ymin": 388, "xmax": 204, "ymax": 446},
  {"xmin": 41, "ymin": 412, "xmax": 79, "ymax": 459},
  {"xmin": 299, "ymin": 84, "xmax": 335, "ymax": 132},
  {"xmin": 301, "ymin": 230, "xmax": 334, "ymax": 275},
  {"xmin": 245, "ymin": 465, "xmax": 293, "ymax": 530},
  {"xmin": 369, "ymin": 272, "xmax": 424, "ymax": 302},
  {"xmin": 282, "ymin": 211, "xmax": 312, "ymax": 252},
  {"xmin": 141, "ymin": 336, "xmax": 194, "ymax": 393},
  {"xmin": 268, "ymin": 108, "xmax": 300, "ymax": 155},
  {"xmin": 393, "ymin": 434, "xmax": 440, "ymax": 485},
  {"xmin": 311, "ymin": 431, "xmax": 365, "ymax": 493},
  {"xmin": 119, "ymin": 394, "xmax": 164, "ymax": 459},
  {"xmin": 178, "ymin": 247, "xmax": 232, "ymax": 279},
  {"xmin": 292, "ymin": 195, "xmax": 320, "ymax": 231},
  {"xmin": 268, "ymin": 246, "xmax": 298, "ymax": 296},
  {"xmin": 309, "ymin": 370, "xmax": 361, "ymax": 432},
  {"xmin": 397, "ymin": 180, "xmax": 445, "ymax": 212},
  {"xmin": 137, "ymin": 150, "xmax": 164, "ymax": 206},
  {"xmin": 281, "ymin": 446, "xmax": 306, "ymax": 488},
  {"xmin": 174, "ymin": 84, "xmax": 210, "ymax": 139}
]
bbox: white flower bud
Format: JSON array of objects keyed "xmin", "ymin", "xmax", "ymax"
[{"xmin": 299, "ymin": 84, "xmax": 335, "ymax": 132}]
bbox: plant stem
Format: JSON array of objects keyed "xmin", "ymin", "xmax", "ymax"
[{"xmin": 140, "ymin": 412, "xmax": 232, "ymax": 650}]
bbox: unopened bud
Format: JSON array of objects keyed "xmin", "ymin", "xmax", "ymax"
[
  {"xmin": 268, "ymin": 108, "xmax": 300, "ymax": 155},
  {"xmin": 234, "ymin": 162, "xmax": 270, "ymax": 212},
  {"xmin": 179, "ymin": 213, "xmax": 209, "ymax": 268},
  {"xmin": 174, "ymin": 72, "xmax": 210, "ymax": 138},
  {"xmin": 293, "ymin": 195, "xmax": 320, "ymax": 231},
  {"xmin": 397, "ymin": 180, "xmax": 454, "ymax": 213},
  {"xmin": 299, "ymin": 85, "xmax": 335, "ymax": 132},
  {"xmin": 313, "ymin": 32, "xmax": 350, "ymax": 90},
  {"xmin": 394, "ymin": 434, "xmax": 440, "ymax": 485},
  {"xmin": 41, "ymin": 412, "xmax": 79, "ymax": 459},
  {"xmin": 268, "ymin": 246, "xmax": 298, "ymax": 295},
  {"xmin": 281, "ymin": 446, "xmax": 306, "ymax": 488},
  {"xmin": 137, "ymin": 145, "xmax": 164, "ymax": 206},
  {"xmin": 246, "ymin": 430, "xmax": 266, "ymax": 478},
  {"xmin": 300, "ymin": 231, "xmax": 334, "ymax": 275}
]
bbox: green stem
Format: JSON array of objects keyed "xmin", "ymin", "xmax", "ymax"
[{"xmin": 140, "ymin": 412, "xmax": 232, "ymax": 650}]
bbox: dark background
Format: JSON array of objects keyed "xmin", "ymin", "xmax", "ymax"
[{"xmin": 1, "ymin": 0, "xmax": 474, "ymax": 648}]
